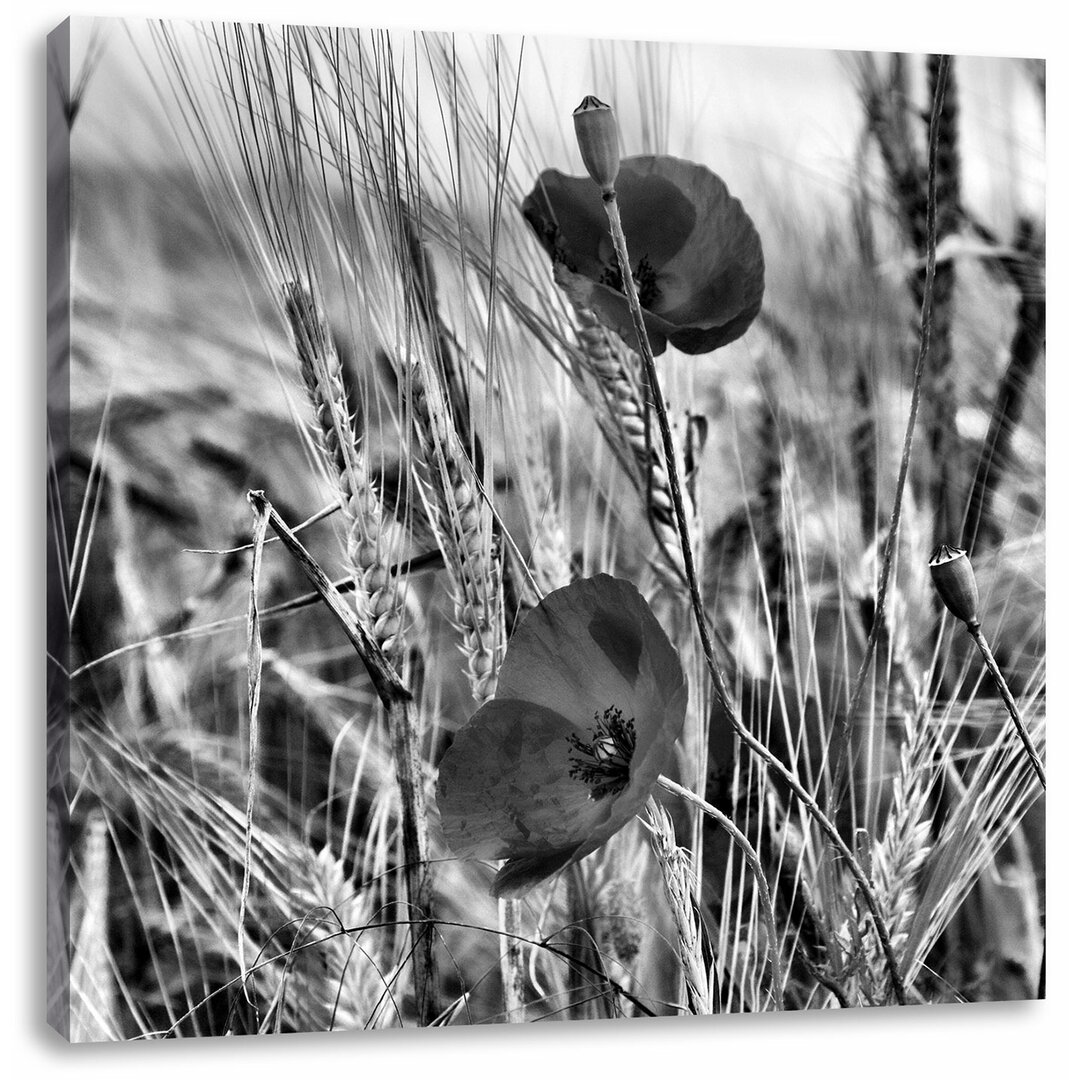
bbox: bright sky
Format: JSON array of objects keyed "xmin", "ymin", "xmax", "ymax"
[{"xmin": 69, "ymin": 18, "xmax": 1045, "ymax": 235}]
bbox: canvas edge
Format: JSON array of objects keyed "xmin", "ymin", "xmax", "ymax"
[{"xmin": 46, "ymin": 14, "xmax": 72, "ymax": 1044}]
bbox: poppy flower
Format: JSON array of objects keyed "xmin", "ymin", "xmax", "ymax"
[
  {"xmin": 436, "ymin": 574, "xmax": 687, "ymax": 899},
  {"xmin": 522, "ymin": 154, "xmax": 765, "ymax": 356}
]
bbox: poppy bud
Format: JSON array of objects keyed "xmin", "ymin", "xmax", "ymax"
[
  {"xmin": 573, "ymin": 96, "xmax": 620, "ymax": 195},
  {"xmin": 928, "ymin": 543, "xmax": 980, "ymax": 624}
]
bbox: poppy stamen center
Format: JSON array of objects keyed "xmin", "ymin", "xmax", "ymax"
[
  {"xmin": 567, "ymin": 706, "xmax": 636, "ymax": 800},
  {"xmin": 599, "ymin": 255, "xmax": 661, "ymax": 309}
]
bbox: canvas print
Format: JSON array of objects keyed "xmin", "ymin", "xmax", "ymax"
[{"xmin": 46, "ymin": 16, "xmax": 1046, "ymax": 1039}]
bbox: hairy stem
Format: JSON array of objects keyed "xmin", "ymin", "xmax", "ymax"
[
  {"xmin": 498, "ymin": 899, "xmax": 526, "ymax": 1022},
  {"xmin": 600, "ymin": 190, "xmax": 908, "ymax": 1005},
  {"xmin": 967, "ymin": 622, "xmax": 1046, "ymax": 790}
]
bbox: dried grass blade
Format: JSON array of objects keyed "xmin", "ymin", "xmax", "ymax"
[{"xmin": 238, "ymin": 489, "xmax": 271, "ymax": 1006}]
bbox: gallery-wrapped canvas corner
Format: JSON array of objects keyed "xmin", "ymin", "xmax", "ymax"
[{"xmin": 46, "ymin": 14, "xmax": 1046, "ymax": 1041}]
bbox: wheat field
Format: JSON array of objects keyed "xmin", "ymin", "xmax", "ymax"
[{"xmin": 46, "ymin": 15, "xmax": 1046, "ymax": 1041}]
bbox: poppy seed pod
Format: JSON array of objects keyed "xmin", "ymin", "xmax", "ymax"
[
  {"xmin": 573, "ymin": 96, "xmax": 620, "ymax": 194},
  {"xmin": 929, "ymin": 543, "xmax": 980, "ymax": 624}
]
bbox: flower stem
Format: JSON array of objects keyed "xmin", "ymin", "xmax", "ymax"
[
  {"xmin": 498, "ymin": 898, "xmax": 526, "ymax": 1022},
  {"xmin": 966, "ymin": 621, "xmax": 1046, "ymax": 789},
  {"xmin": 656, "ymin": 774, "xmax": 783, "ymax": 1008},
  {"xmin": 600, "ymin": 193, "xmax": 908, "ymax": 1005}
]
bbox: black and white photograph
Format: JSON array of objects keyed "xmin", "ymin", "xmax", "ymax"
[{"xmin": 44, "ymin": 7, "xmax": 1052, "ymax": 1050}]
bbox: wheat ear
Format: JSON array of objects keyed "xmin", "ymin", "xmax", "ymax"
[
  {"xmin": 862, "ymin": 710, "xmax": 933, "ymax": 1001},
  {"xmin": 406, "ymin": 354, "xmax": 521, "ymax": 1014},
  {"xmin": 284, "ymin": 282, "xmax": 405, "ymax": 662},
  {"xmin": 554, "ymin": 265, "xmax": 693, "ymax": 582},
  {"xmin": 520, "ymin": 443, "xmax": 573, "ymax": 605},
  {"xmin": 644, "ymin": 799, "xmax": 716, "ymax": 1014},
  {"xmin": 280, "ymin": 286, "xmax": 437, "ymax": 1023},
  {"xmin": 407, "ymin": 360, "xmax": 506, "ymax": 704}
]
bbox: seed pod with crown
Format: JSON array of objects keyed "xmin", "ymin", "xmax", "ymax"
[
  {"xmin": 928, "ymin": 543, "xmax": 980, "ymax": 625},
  {"xmin": 572, "ymin": 96, "xmax": 620, "ymax": 195}
]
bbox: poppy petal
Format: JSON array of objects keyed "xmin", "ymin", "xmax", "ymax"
[
  {"xmin": 495, "ymin": 574, "xmax": 687, "ymax": 859},
  {"xmin": 436, "ymin": 575, "xmax": 687, "ymax": 898},
  {"xmin": 522, "ymin": 155, "xmax": 764, "ymax": 356},
  {"xmin": 521, "ymin": 171, "xmax": 609, "ymax": 277},
  {"xmin": 491, "ymin": 846, "xmax": 594, "ymax": 900},
  {"xmin": 612, "ymin": 167, "xmax": 697, "ymax": 266},
  {"xmin": 436, "ymin": 698, "xmax": 617, "ymax": 861},
  {"xmin": 496, "ymin": 575, "xmax": 667, "ymax": 723},
  {"xmin": 646, "ymin": 158, "xmax": 764, "ymax": 350}
]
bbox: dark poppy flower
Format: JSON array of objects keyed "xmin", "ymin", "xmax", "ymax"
[
  {"xmin": 436, "ymin": 574, "xmax": 687, "ymax": 899},
  {"xmin": 522, "ymin": 154, "xmax": 765, "ymax": 356}
]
